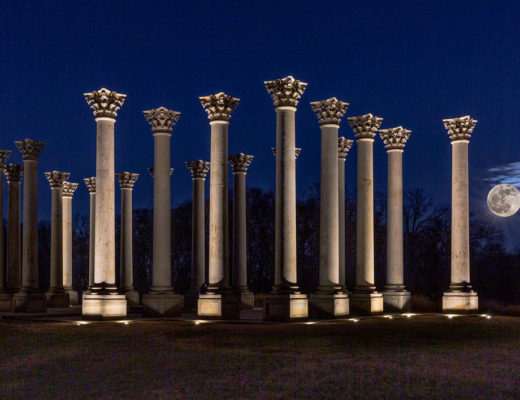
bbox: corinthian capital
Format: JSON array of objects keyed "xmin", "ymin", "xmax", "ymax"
[
  {"xmin": 310, "ymin": 97, "xmax": 349, "ymax": 125},
  {"xmin": 84, "ymin": 177, "xmax": 96, "ymax": 193},
  {"xmin": 143, "ymin": 107, "xmax": 181, "ymax": 133},
  {"xmin": 199, "ymin": 92, "xmax": 239, "ymax": 121},
  {"xmin": 271, "ymin": 147, "xmax": 301, "ymax": 159},
  {"xmin": 115, "ymin": 172, "xmax": 139, "ymax": 189},
  {"xmin": 15, "ymin": 139, "xmax": 45, "ymax": 161},
  {"xmin": 148, "ymin": 167, "xmax": 174, "ymax": 177},
  {"xmin": 348, "ymin": 114, "xmax": 383, "ymax": 140},
  {"xmin": 4, "ymin": 164, "xmax": 23, "ymax": 182},
  {"xmin": 443, "ymin": 115, "xmax": 477, "ymax": 142},
  {"xmin": 84, "ymin": 88, "xmax": 126, "ymax": 119},
  {"xmin": 379, "ymin": 126, "xmax": 411, "ymax": 151},
  {"xmin": 62, "ymin": 182, "xmax": 79, "ymax": 197},
  {"xmin": 229, "ymin": 153, "xmax": 253, "ymax": 173},
  {"xmin": 338, "ymin": 137, "xmax": 354, "ymax": 159},
  {"xmin": 265, "ymin": 76, "xmax": 307, "ymax": 108},
  {"xmin": 0, "ymin": 150, "xmax": 11, "ymax": 171},
  {"xmin": 45, "ymin": 171, "xmax": 70, "ymax": 188},
  {"xmin": 186, "ymin": 160, "xmax": 210, "ymax": 179}
]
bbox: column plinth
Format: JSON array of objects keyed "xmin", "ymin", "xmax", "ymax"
[
  {"xmin": 338, "ymin": 137, "xmax": 353, "ymax": 291},
  {"xmin": 83, "ymin": 178, "xmax": 96, "ymax": 292},
  {"xmin": 62, "ymin": 181, "xmax": 79, "ymax": 305},
  {"xmin": 0, "ymin": 151, "xmax": 12, "ymax": 310}
]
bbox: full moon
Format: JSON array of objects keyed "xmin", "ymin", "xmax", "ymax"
[{"xmin": 487, "ymin": 184, "xmax": 520, "ymax": 217}]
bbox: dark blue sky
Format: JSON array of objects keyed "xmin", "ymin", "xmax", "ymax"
[{"xmin": 1, "ymin": 1, "xmax": 519, "ymax": 247}]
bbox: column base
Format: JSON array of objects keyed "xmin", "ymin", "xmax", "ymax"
[
  {"xmin": 442, "ymin": 291, "xmax": 478, "ymax": 313},
  {"xmin": 382, "ymin": 290, "xmax": 411, "ymax": 312},
  {"xmin": 123, "ymin": 289, "xmax": 140, "ymax": 309},
  {"xmin": 309, "ymin": 291, "xmax": 349, "ymax": 318},
  {"xmin": 197, "ymin": 292, "xmax": 240, "ymax": 320},
  {"xmin": 263, "ymin": 293, "xmax": 308, "ymax": 322},
  {"xmin": 349, "ymin": 291, "xmax": 384, "ymax": 315},
  {"xmin": 12, "ymin": 290, "xmax": 47, "ymax": 313},
  {"xmin": 82, "ymin": 292, "xmax": 127, "ymax": 320},
  {"xmin": 65, "ymin": 288, "xmax": 79, "ymax": 305},
  {"xmin": 237, "ymin": 289, "xmax": 255, "ymax": 310},
  {"xmin": 46, "ymin": 290, "xmax": 70, "ymax": 308},
  {"xmin": 142, "ymin": 291, "xmax": 183, "ymax": 317},
  {"xmin": 0, "ymin": 292, "xmax": 13, "ymax": 311}
]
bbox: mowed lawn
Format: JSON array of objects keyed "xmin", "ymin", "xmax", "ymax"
[{"xmin": 0, "ymin": 315, "xmax": 519, "ymax": 399}]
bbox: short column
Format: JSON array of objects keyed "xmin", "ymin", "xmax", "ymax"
[
  {"xmin": 379, "ymin": 127, "xmax": 412, "ymax": 312},
  {"xmin": 83, "ymin": 177, "xmax": 96, "ymax": 291},
  {"xmin": 309, "ymin": 97, "xmax": 350, "ymax": 318},
  {"xmin": 62, "ymin": 181, "xmax": 79, "ymax": 305},
  {"xmin": 348, "ymin": 114, "xmax": 384, "ymax": 315},
  {"xmin": 45, "ymin": 171, "xmax": 70, "ymax": 308},
  {"xmin": 115, "ymin": 172, "xmax": 140, "ymax": 309},
  {"xmin": 442, "ymin": 116, "xmax": 478, "ymax": 312},
  {"xmin": 338, "ymin": 137, "xmax": 353, "ymax": 290},
  {"xmin": 0, "ymin": 151, "xmax": 12, "ymax": 311}
]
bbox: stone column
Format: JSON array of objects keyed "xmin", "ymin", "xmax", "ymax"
[
  {"xmin": 442, "ymin": 116, "xmax": 478, "ymax": 312},
  {"xmin": 148, "ymin": 167, "xmax": 173, "ymax": 178},
  {"xmin": 197, "ymin": 92, "xmax": 240, "ymax": 320},
  {"xmin": 263, "ymin": 76, "xmax": 308, "ymax": 321},
  {"xmin": 142, "ymin": 106, "xmax": 183, "ymax": 316},
  {"xmin": 13, "ymin": 139, "xmax": 46, "ymax": 312},
  {"xmin": 271, "ymin": 147, "xmax": 302, "ymax": 159},
  {"xmin": 115, "ymin": 172, "xmax": 140, "ymax": 308},
  {"xmin": 229, "ymin": 153, "xmax": 255, "ymax": 309},
  {"xmin": 338, "ymin": 137, "xmax": 353, "ymax": 290},
  {"xmin": 309, "ymin": 98, "xmax": 349, "ymax": 318},
  {"xmin": 0, "ymin": 151, "xmax": 12, "ymax": 310},
  {"xmin": 45, "ymin": 171, "xmax": 70, "ymax": 307},
  {"xmin": 379, "ymin": 127, "xmax": 412, "ymax": 312},
  {"xmin": 348, "ymin": 114, "xmax": 384, "ymax": 315},
  {"xmin": 62, "ymin": 181, "xmax": 79, "ymax": 305},
  {"xmin": 82, "ymin": 88, "xmax": 127, "ymax": 319},
  {"xmin": 83, "ymin": 177, "xmax": 96, "ymax": 291},
  {"xmin": 185, "ymin": 160, "xmax": 210, "ymax": 311}
]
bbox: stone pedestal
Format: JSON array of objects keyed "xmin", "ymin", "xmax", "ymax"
[
  {"xmin": 442, "ymin": 291, "xmax": 478, "ymax": 312},
  {"xmin": 263, "ymin": 293, "xmax": 308, "ymax": 322},
  {"xmin": 309, "ymin": 292, "xmax": 349, "ymax": 318},
  {"xmin": 198, "ymin": 291, "xmax": 241, "ymax": 320},
  {"xmin": 62, "ymin": 182, "xmax": 79, "ymax": 305},
  {"xmin": 349, "ymin": 291, "xmax": 384, "ymax": 315},
  {"xmin": 142, "ymin": 292, "xmax": 183, "ymax": 316},
  {"xmin": 381, "ymin": 290, "xmax": 411, "ymax": 312},
  {"xmin": 82, "ymin": 292, "xmax": 128, "ymax": 320}
]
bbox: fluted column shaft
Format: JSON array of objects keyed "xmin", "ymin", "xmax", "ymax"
[
  {"xmin": 121, "ymin": 187, "xmax": 134, "ymax": 291},
  {"xmin": 338, "ymin": 156, "xmax": 346, "ymax": 288},
  {"xmin": 50, "ymin": 185, "xmax": 64, "ymax": 292},
  {"xmin": 386, "ymin": 150, "xmax": 404, "ymax": 287},
  {"xmin": 192, "ymin": 177, "xmax": 206, "ymax": 290},
  {"xmin": 0, "ymin": 168, "xmax": 5, "ymax": 291},
  {"xmin": 88, "ymin": 191, "xmax": 95, "ymax": 288},
  {"xmin": 6, "ymin": 174, "xmax": 21, "ymax": 291},
  {"xmin": 232, "ymin": 170, "xmax": 247, "ymax": 289},
  {"xmin": 21, "ymin": 159, "xmax": 39, "ymax": 289},
  {"xmin": 62, "ymin": 195, "xmax": 73, "ymax": 290}
]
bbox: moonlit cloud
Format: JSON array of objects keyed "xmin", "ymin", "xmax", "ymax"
[{"xmin": 485, "ymin": 162, "xmax": 520, "ymax": 187}]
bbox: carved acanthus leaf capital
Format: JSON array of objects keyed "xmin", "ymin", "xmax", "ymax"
[
  {"xmin": 310, "ymin": 97, "xmax": 349, "ymax": 126},
  {"xmin": 338, "ymin": 137, "xmax": 354, "ymax": 159},
  {"xmin": 62, "ymin": 182, "xmax": 79, "ymax": 197},
  {"xmin": 45, "ymin": 171, "xmax": 70, "ymax": 188},
  {"xmin": 84, "ymin": 88, "xmax": 126, "ymax": 119},
  {"xmin": 443, "ymin": 115, "xmax": 477, "ymax": 141},
  {"xmin": 229, "ymin": 153, "xmax": 253, "ymax": 173},
  {"xmin": 186, "ymin": 160, "xmax": 210, "ymax": 179},
  {"xmin": 15, "ymin": 139, "xmax": 46, "ymax": 161},
  {"xmin": 199, "ymin": 92, "xmax": 239, "ymax": 122},
  {"xmin": 379, "ymin": 126, "xmax": 411, "ymax": 151},
  {"xmin": 348, "ymin": 114, "xmax": 383, "ymax": 140},
  {"xmin": 4, "ymin": 164, "xmax": 23, "ymax": 182},
  {"xmin": 115, "ymin": 172, "xmax": 139, "ymax": 189},
  {"xmin": 148, "ymin": 167, "xmax": 173, "ymax": 178},
  {"xmin": 84, "ymin": 177, "xmax": 96, "ymax": 193},
  {"xmin": 265, "ymin": 76, "xmax": 307, "ymax": 108},
  {"xmin": 271, "ymin": 147, "xmax": 301, "ymax": 159},
  {"xmin": 0, "ymin": 150, "xmax": 11, "ymax": 171},
  {"xmin": 143, "ymin": 107, "xmax": 181, "ymax": 133}
]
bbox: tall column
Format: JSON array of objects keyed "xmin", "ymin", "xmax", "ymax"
[
  {"xmin": 263, "ymin": 75, "xmax": 308, "ymax": 321},
  {"xmin": 83, "ymin": 177, "xmax": 96, "ymax": 291},
  {"xmin": 185, "ymin": 160, "xmax": 210, "ymax": 311},
  {"xmin": 0, "ymin": 151, "xmax": 12, "ymax": 310},
  {"xmin": 142, "ymin": 106, "xmax": 183, "ymax": 316},
  {"xmin": 197, "ymin": 92, "xmax": 240, "ymax": 320},
  {"xmin": 115, "ymin": 172, "xmax": 140, "ymax": 308},
  {"xmin": 442, "ymin": 116, "xmax": 478, "ymax": 312},
  {"xmin": 338, "ymin": 137, "xmax": 353, "ymax": 290},
  {"xmin": 379, "ymin": 127, "xmax": 412, "ymax": 312},
  {"xmin": 148, "ymin": 167, "xmax": 173, "ymax": 178},
  {"xmin": 45, "ymin": 171, "xmax": 70, "ymax": 307},
  {"xmin": 348, "ymin": 114, "xmax": 384, "ymax": 315},
  {"xmin": 229, "ymin": 153, "xmax": 255, "ymax": 309},
  {"xmin": 82, "ymin": 87, "xmax": 127, "ymax": 319},
  {"xmin": 62, "ymin": 181, "xmax": 79, "ymax": 305},
  {"xmin": 309, "ymin": 97, "xmax": 349, "ymax": 318},
  {"xmin": 13, "ymin": 139, "xmax": 46, "ymax": 312},
  {"xmin": 271, "ymin": 147, "xmax": 302, "ymax": 158}
]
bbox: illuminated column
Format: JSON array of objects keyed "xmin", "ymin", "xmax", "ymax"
[
  {"xmin": 309, "ymin": 98, "xmax": 349, "ymax": 318},
  {"xmin": 442, "ymin": 116, "xmax": 478, "ymax": 312},
  {"xmin": 83, "ymin": 177, "xmax": 96, "ymax": 291},
  {"xmin": 13, "ymin": 139, "xmax": 46, "ymax": 312},
  {"xmin": 197, "ymin": 92, "xmax": 240, "ymax": 320},
  {"xmin": 338, "ymin": 137, "xmax": 353, "ymax": 290},
  {"xmin": 271, "ymin": 147, "xmax": 301, "ymax": 159},
  {"xmin": 185, "ymin": 160, "xmax": 210, "ymax": 311},
  {"xmin": 45, "ymin": 171, "xmax": 70, "ymax": 307},
  {"xmin": 142, "ymin": 107, "xmax": 183, "ymax": 316},
  {"xmin": 148, "ymin": 167, "xmax": 173, "ymax": 178},
  {"xmin": 263, "ymin": 76, "xmax": 308, "ymax": 321},
  {"xmin": 348, "ymin": 114, "xmax": 384, "ymax": 315},
  {"xmin": 115, "ymin": 172, "xmax": 140, "ymax": 308},
  {"xmin": 379, "ymin": 127, "xmax": 412, "ymax": 312},
  {"xmin": 82, "ymin": 88, "xmax": 127, "ymax": 319},
  {"xmin": 62, "ymin": 181, "xmax": 79, "ymax": 305},
  {"xmin": 229, "ymin": 153, "xmax": 255, "ymax": 309},
  {"xmin": 0, "ymin": 151, "xmax": 12, "ymax": 310}
]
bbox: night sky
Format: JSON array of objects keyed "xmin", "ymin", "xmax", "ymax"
[{"xmin": 1, "ymin": 1, "xmax": 519, "ymax": 248}]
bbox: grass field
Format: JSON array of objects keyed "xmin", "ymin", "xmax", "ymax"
[{"xmin": 1, "ymin": 315, "xmax": 519, "ymax": 399}]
